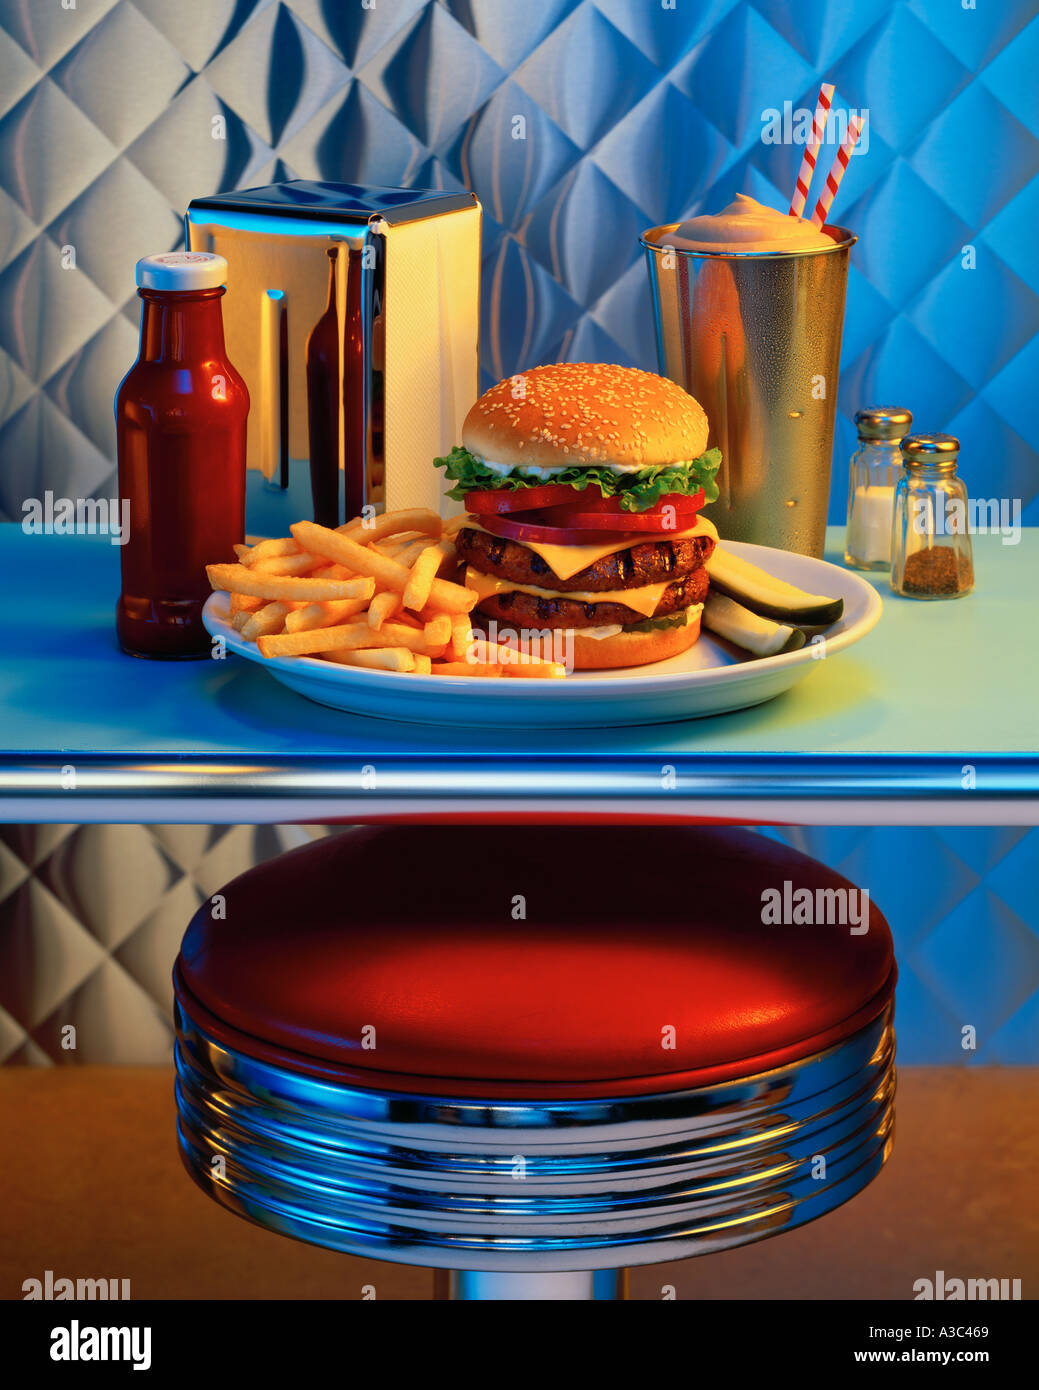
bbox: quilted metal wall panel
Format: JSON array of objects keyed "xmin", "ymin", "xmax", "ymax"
[
  {"xmin": 0, "ymin": 823, "xmax": 1036, "ymax": 1066},
  {"xmin": 0, "ymin": 1, "xmax": 1036, "ymax": 524}
]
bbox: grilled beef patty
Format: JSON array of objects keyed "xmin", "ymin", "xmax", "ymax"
[
  {"xmin": 469, "ymin": 566, "xmax": 710, "ymax": 630},
  {"xmin": 456, "ymin": 523, "xmax": 715, "ymax": 593}
]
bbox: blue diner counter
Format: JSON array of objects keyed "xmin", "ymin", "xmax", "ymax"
[{"xmin": 1, "ymin": 525, "xmax": 1036, "ymax": 823}]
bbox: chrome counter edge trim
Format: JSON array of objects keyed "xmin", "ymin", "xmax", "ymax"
[
  {"xmin": 2, "ymin": 754, "xmax": 1037, "ymax": 822},
  {"xmin": 174, "ymin": 1007, "xmax": 895, "ymax": 1271}
]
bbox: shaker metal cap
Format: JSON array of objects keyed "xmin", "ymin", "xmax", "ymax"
[
  {"xmin": 136, "ymin": 252, "xmax": 228, "ymax": 292},
  {"xmin": 900, "ymin": 433, "xmax": 960, "ymax": 467},
  {"xmin": 854, "ymin": 406, "xmax": 913, "ymax": 440}
]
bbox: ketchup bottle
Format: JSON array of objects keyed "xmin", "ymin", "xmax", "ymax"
[{"xmin": 116, "ymin": 252, "xmax": 248, "ymax": 657}]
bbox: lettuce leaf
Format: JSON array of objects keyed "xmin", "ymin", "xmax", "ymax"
[{"xmin": 435, "ymin": 445, "xmax": 721, "ymax": 512}]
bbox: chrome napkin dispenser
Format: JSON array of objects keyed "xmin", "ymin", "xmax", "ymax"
[{"xmin": 185, "ymin": 180, "xmax": 481, "ymax": 527}]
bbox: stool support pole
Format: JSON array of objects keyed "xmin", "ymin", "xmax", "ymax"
[{"xmin": 434, "ymin": 1269, "xmax": 627, "ymax": 1301}]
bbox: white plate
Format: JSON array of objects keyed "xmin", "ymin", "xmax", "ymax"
[{"xmin": 202, "ymin": 542, "xmax": 882, "ymax": 729}]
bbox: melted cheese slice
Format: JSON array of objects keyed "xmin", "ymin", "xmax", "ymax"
[
  {"xmin": 466, "ymin": 569, "xmax": 671, "ymax": 619},
  {"xmin": 460, "ymin": 512, "xmax": 717, "ymax": 582}
]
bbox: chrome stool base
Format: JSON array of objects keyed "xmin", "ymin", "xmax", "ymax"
[
  {"xmin": 174, "ymin": 985, "xmax": 895, "ymax": 1286},
  {"xmin": 435, "ymin": 1270, "xmax": 627, "ymax": 1300}
]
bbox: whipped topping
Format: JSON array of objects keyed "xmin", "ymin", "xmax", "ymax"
[{"xmin": 659, "ymin": 194, "xmax": 835, "ymax": 254}]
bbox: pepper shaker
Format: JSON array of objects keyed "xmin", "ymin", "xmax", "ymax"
[{"xmin": 890, "ymin": 434, "xmax": 974, "ymax": 600}]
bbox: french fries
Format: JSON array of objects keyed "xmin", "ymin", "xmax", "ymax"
[
  {"xmin": 240, "ymin": 601, "xmax": 293, "ymax": 641},
  {"xmin": 430, "ymin": 661, "xmax": 505, "ymax": 678},
  {"xmin": 310, "ymin": 564, "xmax": 353, "ymax": 581},
  {"xmin": 290, "ymin": 521, "xmax": 477, "ymax": 615},
  {"xmin": 393, "ymin": 536, "xmax": 439, "ymax": 568},
  {"xmin": 285, "ymin": 598, "xmax": 370, "ymax": 634},
  {"xmin": 323, "ymin": 647, "xmax": 417, "ymax": 673},
  {"xmin": 367, "ymin": 590, "xmax": 401, "ymax": 631},
  {"xmin": 338, "ymin": 507, "xmax": 442, "ymax": 544},
  {"xmin": 256, "ymin": 619, "xmax": 447, "ymax": 659},
  {"xmin": 403, "ymin": 543, "xmax": 449, "ymax": 612},
  {"xmin": 250, "ymin": 552, "xmax": 324, "ymax": 577},
  {"xmin": 205, "ymin": 564, "xmax": 374, "ymax": 603},
  {"xmin": 422, "ymin": 613, "xmax": 452, "ymax": 648},
  {"xmin": 496, "ymin": 660, "xmax": 567, "ymax": 679},
  {"xmin": 239, "ymin": 536, "xmax": 300, "ymax": 565},
  {"xmin": 449, "ymin": 615, "xmax": 473, "ymax": 661},
  {"xmin": 230, "ymin": 592, "xmax": 264, "ymax": 615},
  {"xmin": 205, "ymin": 508, "xmax": 569, "ymax": 679},
  {"xmin": 469, "ymin": 637, "xmax": 568, "ymax": 679}
]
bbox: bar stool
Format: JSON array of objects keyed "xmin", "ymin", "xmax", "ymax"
[{"xmin": 174, "ymin": 827, "xmax": 895, "ymax": 1300}]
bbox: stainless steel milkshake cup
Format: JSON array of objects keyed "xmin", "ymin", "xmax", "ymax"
[{"xmin": 641, "ymin": 225, "xmax": 856, "ymax": 557}]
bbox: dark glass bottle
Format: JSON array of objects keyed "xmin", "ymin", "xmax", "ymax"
[
  {"xmin": 306, "ymin": 247, "xmax": 342, "ymax": 527},
  {"xmin": 306, "ymin": 244, "xmax": 367, "ymax": 527}
]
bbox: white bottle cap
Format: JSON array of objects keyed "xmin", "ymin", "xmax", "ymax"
[{"xmin": 136, "ymin": 252, "xmax": 228, "ymax": 291}]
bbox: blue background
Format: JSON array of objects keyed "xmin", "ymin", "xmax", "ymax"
[
  {"xmin": 762, "ymin": 827, "xmax": 1039, "ymax": 1065},
  {"xmin": 0, "ymin": 0, "xmax": 1036, "ymax": 522}
]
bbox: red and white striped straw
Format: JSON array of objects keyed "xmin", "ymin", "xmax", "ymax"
[
  {"xmin": 788, "ymin": 83, "xmax": 834, "ymax": 218},
  {"xmin": 810, "ymin": 113, "xmax": 864, "ymax": 227}
]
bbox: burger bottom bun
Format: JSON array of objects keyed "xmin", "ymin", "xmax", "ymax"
[
  {"xmin": 470, "ymin": 610, "xmax": 702, "ymax": 671},
  {"xmin": 569, "ymin": 613, "xmax": 702, "ymax": 671}
]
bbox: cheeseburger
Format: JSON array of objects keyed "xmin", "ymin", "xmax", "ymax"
[{"xmin": 436, "ymin": 363, "xmax": 721, "ymax": 670}]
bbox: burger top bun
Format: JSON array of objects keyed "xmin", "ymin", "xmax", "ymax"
[{"xmin": 462, "ymin": 363, "xmax": 710, "ymax": 470}]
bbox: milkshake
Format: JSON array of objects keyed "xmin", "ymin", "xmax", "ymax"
[
  {"xmin": 641, "ymin": 195, "xmax": 855, "ymax": 558},
  {"xmin": 660, "ymin": 194, "xmax": 837, "ymax": 254}
]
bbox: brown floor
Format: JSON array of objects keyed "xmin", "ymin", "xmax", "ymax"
[{"xmin": 1, "ymin": 1067, "xmax": 1035, "ymax": 1300}]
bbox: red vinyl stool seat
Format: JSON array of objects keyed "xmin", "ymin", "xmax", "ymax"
[{"xmin": 174, "ymin": 827, "xmax": 896, "ymax": 1300}]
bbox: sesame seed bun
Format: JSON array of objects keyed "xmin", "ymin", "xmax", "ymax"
[{"xmin": 461, "ymin": 363, "xmax": 710, "ymax": 470}]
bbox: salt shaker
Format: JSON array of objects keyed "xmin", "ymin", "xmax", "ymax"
[
  {"xmin": 890, "ymin": 434, "xmax": 974, "ymax": 600},
  {"xmin": 844, "ymin": 405, "xmax": 912, "ymax": 570}
]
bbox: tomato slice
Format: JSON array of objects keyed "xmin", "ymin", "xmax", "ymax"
[
  {"xmin": 544, "ymin": 510, "xmax": 691, "ymax": 533},
  {"xmin": 549, "ymin": 491, "xmax": 706, "ymax": 532},
  {"xmin": 464, "ymin": 483, "xmax": 590, "ymax": 515},
  {"xmin": 464, "ymin": 485, "xmax": 705, "ymax": 525},
  {"xmin": 475, "ymin": 511, "xmax": 628, "ymax": 546}
]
